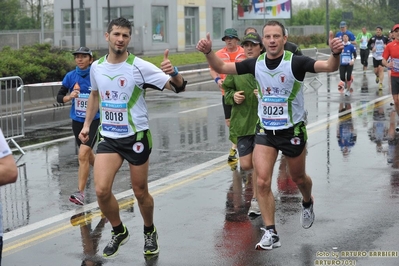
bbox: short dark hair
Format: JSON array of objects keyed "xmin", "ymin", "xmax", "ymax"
[
  {"xmin": 107, "ymin": 17, "xmax": 132, "ymax": 35},
  {"xmin": 262, "ymin": 20, "xmax": 286, "ymax": 37}
]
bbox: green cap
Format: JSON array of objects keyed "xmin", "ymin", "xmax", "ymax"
[{"xmin": 222, "ymin": 28, "xmax": 240, "ymax": 41}]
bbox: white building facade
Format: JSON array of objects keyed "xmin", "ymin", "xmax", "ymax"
[{"xmin": 53, "ymin": 0, "xmax": 234, "ymax": 54}]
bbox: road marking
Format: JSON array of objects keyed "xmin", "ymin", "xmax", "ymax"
[
  {"xmin": 3, "ymin": 155, "xmax": 227, "ymax": 241},
  {"xmin": 3, "ymin": 158, "xmax": 228, "ymax": 254},
  {"xmin": 4, "ymin": 92, "xmax": 392, "ymax": 253},
  {"xmin": 179, "ymin": 103, "xmax": 221, "ymax": 114}
]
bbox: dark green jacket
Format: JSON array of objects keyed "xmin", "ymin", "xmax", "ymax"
[{"xmin": 223, "ymin": 73, "xmax": 259, "ymax": 144}]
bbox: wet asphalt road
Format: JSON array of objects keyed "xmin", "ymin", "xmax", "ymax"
[{"xmin": 2, "ymin": 62, "xmax": 399, "ymax": 265}]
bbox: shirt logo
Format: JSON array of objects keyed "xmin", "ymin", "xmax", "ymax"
[
  {"xmin": 119, "ymin": 93, "xmax": 129, "ymax": 101},
  {"xmin": 111, "ymin": 91, "xmax": 118, "ymax": 100},
  {"xmin": 105, "ymin": 91, "xmax": 111, "ymax": 99},
  {"xmin": 118, "ymin": 77, "xmax": 127, "ymax": 89},
  {"xmin": 280, "ymin": 74, "xmax": 286, "ymax": 84}
]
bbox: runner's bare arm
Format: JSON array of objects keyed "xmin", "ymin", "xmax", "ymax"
[
  {"xmin": 197, "ymin": 33, "xmax": 237, "ymax": 75},
  {"xmin": 161, "ymin": 49, "xmax": 187, "ymax": 93},
  {"xmin": 314, "ymin": 31, "xmax": 344, "ymax": 73}
]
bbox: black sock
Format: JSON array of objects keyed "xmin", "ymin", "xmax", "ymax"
[
  {"xmin": 265, "ymin": 225, "xmax": 277, "ymax": 234},
  {"xmin": 113, "ymin": 223, "xmax": 125, "ymax": 235},
  {"xmin": 302, "ymin": 198, "xmax": 313, "ymax": 208},
  {"xmin": 144, "ymin": 224, "xmax": 154, "ymax": 234}
]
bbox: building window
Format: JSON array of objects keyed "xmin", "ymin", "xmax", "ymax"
[
  {"xmin": 62, "ymin": 8, "xmax": 91, "ymax": 37},
  {"xmin": 185, "ymin": 7, "xmax": 199, "ymax": 47},
  {"xmin": 151, "ymin": 6, "xmax": 168, "ymax": 43},
  {"xmin": 212, "ymin": 8, "xmax": 224, "ymax": 40},
  {"xmin": 103, "ymin": 6, "xmax": 134, "ymax": 29}
]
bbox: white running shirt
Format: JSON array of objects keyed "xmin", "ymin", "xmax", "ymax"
[
  {"xmin": 90, "ymin": 54, "xmax": 170, "ymax": 138},
  {"xmin": 255, "ymin": 51, "xmax": 305, "ymax": 130}
]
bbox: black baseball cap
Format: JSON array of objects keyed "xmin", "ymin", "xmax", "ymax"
[
  {"xmin": 72, "ymin": 47, "xmax": 93, "ymax": 56},
  {"xmin": 241, "ymin": 32, "xmax": 262, "ymax": 45}
]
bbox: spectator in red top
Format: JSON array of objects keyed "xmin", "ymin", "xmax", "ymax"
[{"xmin": 383, "ymin": 24, "xmax": 399, "ymax": 116}]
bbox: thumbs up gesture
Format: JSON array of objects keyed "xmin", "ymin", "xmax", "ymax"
[
  {"xmin": 196, "ymin": 33, "xmax": 212, "ymax": 54},
  {"xmin": 329, "ymin": 30, "xmax": 344, "ymax": 55},
  {"xmin": 160, "ymin": 49, "xmax": 175, "ymax": 75}
]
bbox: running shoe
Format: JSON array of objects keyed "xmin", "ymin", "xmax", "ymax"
[
  {"xmin": 228, "ymin": 148, "xmax": 237, "ymax": 162},
  {"xmin": 300, "ymin": 197, "xmax": 315, "ymax": 229},
  {"xmin": 144, "ymin": 227, "xmax": 159, "ymax": 255},
  {"xmin": 255, "ymin": 228, "xmax": 281, "ymax": 250},
  {"xmin": 227, "ymin": 159, "xmax": 238, "ymax": 171},
  {"xmin": 375, "ymin": 76, "xmax": 379, "ymax": 84},
  {"xmin": 103, "ymin": 225, "xmax": 130, "ymax": 258},
  {"xmin": 69, "ymin": 191, "xmax": 85, "ymax": 205},
  {"xmin": 379, "ymin": 83, "xmax": 383, "ymax": 90},
  {"xmin": 248, "ymin": 198, "xmax": 261, "ymax": 216},
  {"xmin": 337, "ymin": 81, "xmax": 345, "ymax": 92}
]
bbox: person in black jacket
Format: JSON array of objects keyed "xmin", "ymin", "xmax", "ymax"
[{"xmin": 284, "ymin": 28, "xmax": 303, "ymax": 55}]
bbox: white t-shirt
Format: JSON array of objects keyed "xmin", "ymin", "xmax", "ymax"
[
  {"xmin": 0, "ymin": 129, "xmax": 12, "ymax": 238},
  {"xmin": 0, "ymin": 129, "xmax": 11, "ymax": 158},
  {"xmin": 90, "ymin": 54, "xmax": 170, "ymax": 138}
]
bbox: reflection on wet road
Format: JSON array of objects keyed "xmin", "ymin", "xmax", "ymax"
[{"xmin": 3, "ymin": 69, "xmax": 399, "ymax": 265}]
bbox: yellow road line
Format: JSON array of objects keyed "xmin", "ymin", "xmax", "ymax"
[
  {"xmin": 3, "ymin": 164, "xmax": 226, "ymax": 255},
  {"xmin": 4, "ymin": 96, "xmax": 392, "ymax": 255}
]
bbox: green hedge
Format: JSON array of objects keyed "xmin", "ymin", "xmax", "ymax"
[
  {"xmin": 289, "ymin": 33, "xmax": 326, "ymax": 48},
  {"xmin": 0, "ymin": 37, "xmax": 328, "ymax": 85},
  {"xmin": 0, "ymin": 43, "xmax": 76, "ymax": 85}
]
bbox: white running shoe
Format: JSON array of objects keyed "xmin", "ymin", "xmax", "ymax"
[
  {"xmin": 255, "ymin": 228, "xmax": 281, "ymax": 250},
  {"xmin": 300, "ymin": 198, "xmax": 315, "ymax": 229},
  {"xmin": 248, "ymin": 198, "xmax": 261, "ymax": 216}
]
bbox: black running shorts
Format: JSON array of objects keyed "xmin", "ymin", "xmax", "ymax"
[
  {"xmin": 237, "ymin": 135, "xmax": 255, "ymax": 157},
  {"xmin": 96, "ymin": 130, "xmax": 152, "ymax": 166},
  {"xmin": 373, "ymin": 58, "xmax": 383, "ymax": 68},
  {"xmin": 391, "ymin": 76, "xmax": 399, "ymax": 95},
  {"xmin": 72, "ymin": 119, "xmax": 100, "ymax": 148},
  {"xmin": 255, "ymin": 122, "xmax": 307, "ymax": 158}
]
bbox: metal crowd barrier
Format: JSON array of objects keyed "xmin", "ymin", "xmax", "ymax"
[
  {"xmin": 0, "ymin": 76, "xmax": 25, "ymax": 154},
  {"xmin": 1, "ymin": 162, "xmax": 28, "ymax": 233}
]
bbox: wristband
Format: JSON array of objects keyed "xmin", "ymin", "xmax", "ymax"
[
  {"xmin": 170, "ymin": 66, "xmax": 179, "ymax": 77},
  {"xmin": 331, "ymin": 50, "xmax": 341, "ymax": 56},
  {"xmin": 215, "ymin": 77, "xmax": 221, "ymax": 84},
  {"xmin": 204, "ymin": 49, "xmax": 212, "ymax": 55}
]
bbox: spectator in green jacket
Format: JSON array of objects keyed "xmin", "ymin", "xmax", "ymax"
[{"xmin": 223, "ymin": 32, "xmax": 265, "ymax": 217}]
